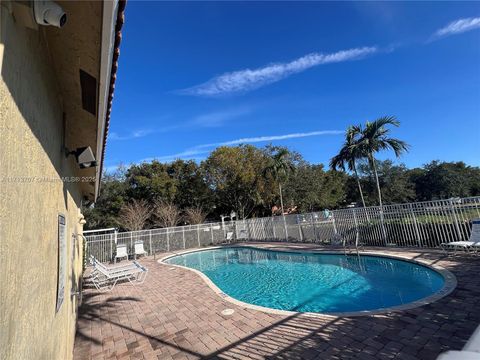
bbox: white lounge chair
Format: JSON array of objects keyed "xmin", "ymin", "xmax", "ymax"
[
  {"xmin": 437, "ymin": 324, "xmax": 480, "ymax": 359},
  {"xmin": 114, "ymin": 243, "xmax": 128, "ymax": 263},
  {"xmin": 134, "ymin": 240, "xmax": 148, "ymax": 258},
  {"xmin": 441, "ymin": 219, "xmax": 480, "ymax": 254},
  {"xmin": 91, "ymin": 261, "xmax": 148, "ymax": 291},
  {"xmin": 89, "ymin": 256, "xmax": 138, "ymax": 275},
  {"xmin": 225, "ymin": 231, "xmax": 234, "ymax": 243}
]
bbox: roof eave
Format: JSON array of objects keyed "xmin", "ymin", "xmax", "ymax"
[{"xmin": 95, "ymin": 0, "xmax": 126, "ymax": 200}]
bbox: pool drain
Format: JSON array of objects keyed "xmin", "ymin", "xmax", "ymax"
[{"xmin": 221, "ymin": 309, "xmax": 235, "ymax": 316}]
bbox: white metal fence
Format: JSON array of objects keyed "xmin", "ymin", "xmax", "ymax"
[{"xmin": 84, "ymin": 196, "xmax": 480, "ymax": 263}]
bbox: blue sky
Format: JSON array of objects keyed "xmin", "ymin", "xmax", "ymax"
[{"xmin": 106, "ymin": 1, "xmax": 480, "ymax": 171}]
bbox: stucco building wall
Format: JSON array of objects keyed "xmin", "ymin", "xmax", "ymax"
[{"xmin": 0, "ymin": 6, "xmax": 84, "ymax": 360}]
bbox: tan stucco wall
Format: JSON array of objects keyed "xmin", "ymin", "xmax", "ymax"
[{"xmin": 0, "ymin": 5, "xmax": 85, "ymax": 360}]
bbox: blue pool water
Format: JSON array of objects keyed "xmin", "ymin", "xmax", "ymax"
[{"xmin": 165, "ymin": 247, "xmax": 445, "ymax": 313}]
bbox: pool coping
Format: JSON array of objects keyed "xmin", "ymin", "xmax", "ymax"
[{"xmin": 158, "ymin": 244, "xmax": 457, "ymax": 318}]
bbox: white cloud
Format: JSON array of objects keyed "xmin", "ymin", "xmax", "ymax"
[
  {"xmin": 179, "ymin": 47, "xmax": 377, "ymax": 96},
  {"xmin": 433, "ymin": 17, "xmax": 480, "ymax": 39},
  {"xmin": 197, "ymin": 130, "xmax": 344, "ymax": 148},
  {"xmin": 143, "ymin": 148, "xmax": 210, "ymax": 163},
  {"xmin": 190, "ymin": 107, "xmax": 251, "ymax": 128},
  {"xmin": 145, "ymin": 129, "xmax": 342, "ymax": 163},
  {"xmin": 108, "ymin": 129, "xmax": 342, "ymax": 167},
  {"xmin": 109, "ymin": 129, "xmax": 154, "ymax": 141},
  {"xmin": 110, "ymin": 108, "xmax": 252, "ymax": 141}
]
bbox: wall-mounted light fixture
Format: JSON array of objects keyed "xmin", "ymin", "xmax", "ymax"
[{"xmin": 66, "ymin": 146, "xmax": 97, "ymax": 169}]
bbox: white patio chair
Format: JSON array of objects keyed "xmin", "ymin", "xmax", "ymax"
[
  {"xmin": 91, "ymin": 261, "xmax": 148, "ymax": 291},
  {"xmin": 225, "ymin": 231, "xmax": 234, "ymax": 243},
  {"xmin": 440, "ymin": 219, "xmax": 480, "ymax": 254},
  {"xmin": 470, "ymin": 219, "xmax": 480, "ymax": 253},
  {"xmin": 134, "ymin": 240, "xmax": 148, "ymax": 258},
  {"xmin": 114, "ymin": 243, "xmax": 128, "ymax": 263}
]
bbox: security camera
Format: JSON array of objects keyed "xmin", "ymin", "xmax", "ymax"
[
  {"xmin": 66, "ymin": 146, "xmax": 97, "ymax": 169},
  {"xmin": 33, "ymin": 1, "xmax": 67, "ymax": 28}
]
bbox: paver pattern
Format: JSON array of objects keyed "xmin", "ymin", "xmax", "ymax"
[{"xmin": 74, "ymin": 243, "xmax": 480, "ymax": 360}]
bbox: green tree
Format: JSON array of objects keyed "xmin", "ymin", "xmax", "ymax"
[
  {"xmin": 413, "ymin": 161, "xmax": 480, "ymax": 200},
  {"xmin": 83, "ymin": 167, "xmax": 127, "ymax": 230},
  {"xmin": 358, "ymin": 160, "xmax": 416, "ymax": 204},
  {"xmin": 202, "ymin": 145, "xmax": 272, "ymax": 219},
  {"xmin": 357, "ymin": 116, "xmax": 409, "ymax": 243},
  {"xmin": 285, "ymin": 164, "xmax": 348, "ymax": 212},
  {"xmin": 330, "ymin": 125, "xmax": 367, "ymax": 208},
  {"xmin": 320, "ymin": 170, "xmax": 349, "ymax": 209},
  {"xmin": 264, "ymin": 148, "xmax": 296, "ymax": 215},
  {"xmin": 357, "ymin": 116, "xmax": 409, "ymax": 208},
  {"xmin": 167, "ymin": 159, "xmax": 214, "ymax": 212},
  {"xmin": 264, "ymin": 148, "xmax": 296, "ymax": 236},
  {"xmin": 285, "ymin": 164, "xmax": 324, "ymax": 212},
  {"xmin": 125, "ymin": 161, "xmax": 177, "ymax": 202}
]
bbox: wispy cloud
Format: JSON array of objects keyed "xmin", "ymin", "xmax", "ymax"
[
  {"xmin": 179, "ymin": 47, "xmax": 377, "ymax": 97},
  {"xmin": 197, "ymin": 130, "xmax": 344, "ymax": 148},
  {"xmin": 190, "ymin": 107, "xmax": 251, "ymax": 128},
  {"xmin": 110, "ymin": 107, "xmax": 252, "ymax": 141},
  {"xmin": 142, "ymin": 149, "xmax": 210, "ymax": 163},
  {"xmin": 432, "ymin": 17, "xmax": 480, "ymax": 40},
  {"xmin": 109, "ymin": 129, "xmax": 155, "ymax": 141},
  {"xmin": 144, "ymin": 129, "xmax": 343, "ymax": 163}
]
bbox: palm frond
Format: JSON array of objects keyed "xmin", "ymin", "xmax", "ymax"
[
  {"xmin": 329, "ymin": 152, "xmax": 346, "ymax": 171},
  {"xmin": 384, "ymin": 138, "xmax": 410, "ymax": 157}
]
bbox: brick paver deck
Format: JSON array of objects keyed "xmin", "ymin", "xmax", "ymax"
[{"xmin": 74, "ymin": 243, "xmax": 480, "ymax": 360}]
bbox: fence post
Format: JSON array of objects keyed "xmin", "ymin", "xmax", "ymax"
[
  {"xmin": 210, "ymin": 223, "xmax": 214, "ymax": 244},
  {"xmin": 409, "ymin": 203, "xmax": 422, "ymax": 247},
  {"xmin": 311, "ymin": 214, "xmax": 317, "ymax": 243},
  {"xmin": 353, "ymin": 208, "xmax": 360, "ymax": 247},
  {"xmin": 166, "ymin": 229, "xmax": 170, "ymax": 253},
  {"xmin": 222, "ymin": 220, "xmax": 226, "ymax": 241},
  {"xmin": 131, "ymin": 232, "xmax": 134, "ymax": 260},
  {"xmin": 182, "ymin": 226, "xmax": 186, "ymax": 249},
  {"xmin": 450, "ymin": 199, "xmax": 463, "ymax": 241},
  {"xmin": 283, "ymin": 215, "xmax": 289, "ymax": 241},
  {"xmin": 149, "ymin": 230, "xmax": 154, "ymax": 260},
  {"xmin": 113, "ymin": 230, "xmax": 118, "ymax": 263},
  {"xmin": 298, "ymin": 216, "xmax": 303, "ymax": 242},
  {"xmin": 110, "ymin": 233, "xmax": 113, "ymax": 263},
  {"xmin": 332, "ymin": 212, "xmax": 338, "ymax": 235},
  {"xmin": 197, "ymin": 225, "xmax": 201, "ymax": 247},
  {"xmin": 114, "ymin": 230, "xmax": 117, "ymax": 263},
  {"xmin": 378, "ymin": 207, "xmax": 387, "ymax": 246},
  {"xmin": 261, "ymin": 217, "xmax": 265, "ymax": 241},
  {"xmin": 272, "ymin": 216, "xmax": 276, "ymax": 239}
]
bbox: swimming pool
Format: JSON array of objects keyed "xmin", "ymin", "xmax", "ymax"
[{"xmin": 164, "ymin": 247, "xmax": 452, "ymax": 314}]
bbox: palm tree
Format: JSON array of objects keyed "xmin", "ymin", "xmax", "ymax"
[
  {"xmin": 357, "ymin": 116, "xmax": 409, "ymax": 244},
  {"xmin": 330, "ymin": 125, "xmax": 368, "ymax": 209},
  {"xmin": 357, "ymin": 116, "xmax": 410, "ymax": 209},
  {"xmin": 264, "ymin": 148, "xmax": 295, "ymax": 239}
]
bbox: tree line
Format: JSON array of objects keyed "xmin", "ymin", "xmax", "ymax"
[{"xmin": 84, "ymin": 117, "xmax": 480, "ymax": 231}]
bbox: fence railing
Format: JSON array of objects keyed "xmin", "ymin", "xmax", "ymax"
[{"xmin": 84, "ymin": 196, "xmax": 480, "ymax": 263}]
